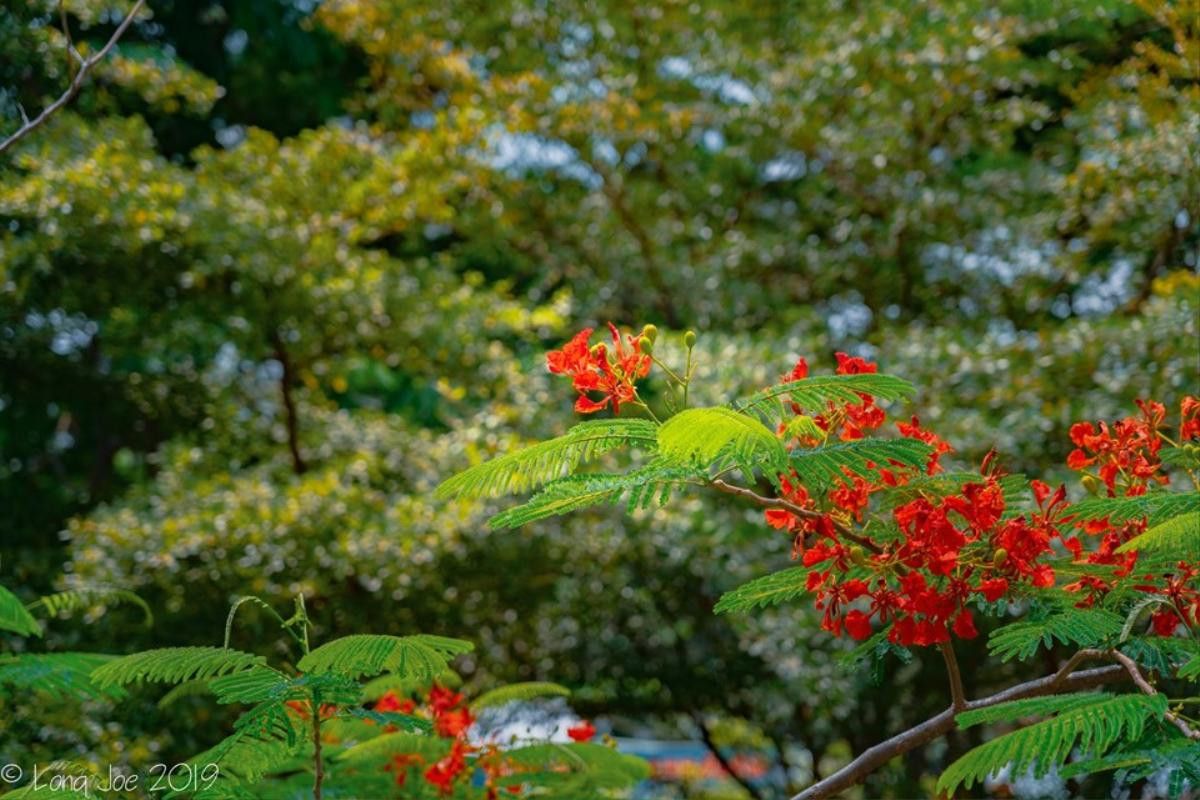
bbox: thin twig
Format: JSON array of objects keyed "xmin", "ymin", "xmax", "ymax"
[
  {"xmin": 0, "ymin": 0, "xmax": 146, "ymax": 157},
  {"xmin": 709, "ymin": 478, "xmax": 883, "ymax": 553},
  {"xmin": 693, "ymin": 712, "xmax": 765, "ymax": 800},
  {"xmin": 939, "ymin": 642, "xmax": 967, "ymax": 712},
  {"xmin": 789, "ymin": 664, "xmax": 1125, "ymax": 800},
  {"xmin": 1108, "ymin": 649, "xmax": 1200, "ymax": 740}
]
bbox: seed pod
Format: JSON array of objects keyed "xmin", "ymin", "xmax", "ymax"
[
  {"xmin": 684, "ymin": 330, "xmax": 697, "ymax": 348},
  {"xmin": 641, "ymin": 324, "xmax": 659, "ymax": 343},
  {"xmin": 993, "ymin": 548, "xmax": 1008, "ymax": 567}
]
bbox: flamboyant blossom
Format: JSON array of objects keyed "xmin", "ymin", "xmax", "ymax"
[
  {"xmin": 546, "ymin": 323, "xmax": 652, "ymax": 414},
  {"xmin": 567, "ymin": 720, "xmax": 597, "ymax": 742}
]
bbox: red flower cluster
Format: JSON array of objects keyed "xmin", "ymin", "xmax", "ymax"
[
  {"xmin": 1067, "ymin": 399, "xmax": 1169, "ymax": 496},
  {"xmin": 567, "ymin": 720, "xmax": 596, "ymax": 742},
  {"xmin": 546, "ymin": 324, "xmax": 652, "ymax": 414},
  {"xmin": 376, "ymin": 684, "xmax": 481, "ymax": 795}
]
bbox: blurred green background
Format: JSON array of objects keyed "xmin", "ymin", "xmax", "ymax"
[{"xmin": 1, "ymin": 0, "xmax": 1197, "ymax": 797}]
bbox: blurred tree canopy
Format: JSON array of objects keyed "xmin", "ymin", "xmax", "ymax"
[{"xmin": 1, "ymin": 0, "xmax": 1197, "ymax": 796}]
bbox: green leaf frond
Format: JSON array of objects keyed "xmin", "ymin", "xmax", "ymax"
[
  {"xmin": 90, "ymin": 647, "xmax": 267, "ymax": 689},
  {"xmin": 296, "ymin": 634, "xmax": 472, "ymax": 680},
  {"xmin": 336, "ymin": 731, "xmax": 451, "ymax": 766},
  {"xmin": 435, "ymin": 419, "xmax": 659, "ymax": 500},
  {"xmin": 937, "ymin": 693, "xmax": 1169, "ymax": 794},
  {"xmin": 471, "ymin": 681, "xmax": 571, "ymax": 710},
  {"xmin": 29, "ymin": 586, "xmax": 153, "ymax": 626},
  {"xmin": 1069, "ymin": 491, "xmax": 1200, "ymax": 527},
  {"xmin": 987, "ymin": 607, "xmax": 1123, "ymax": 662},
  {"xmin": 0, "ymin": 583, "xmax": 41, "ymax": 637},
  {"xmin": 0, "ymin": 652, "xmax": 124, "ymax": 700},
  {"xmin": 505, "ymin": 742, "xmax": 652, "ymax": 790},
  {"xmin": 488, "ymin": 460, "xmax": 697, "ymax": 529},
  {"xmin": 732, "ymin": 373, "xmax": 915, "ymax": 423},
  {"xmin": 657, "ymin": 406, "xmax": 787, "ymax": 476},
  {"xmin": 788, "ymin": 438, "xmax": 931, "ymax": 486},
  {"xmin": 341, "ymin": 705, "xmax": 432, "ymax": 733},
  {"xmin": 176, "ymin": 703, "xmax": 304, "ymax": 798},
  {"xmin": 714, "ymin": 566, "xmax": 821, "ymax": 614},
  {"xmin": 1115, "ymin": 511, "xmax": 1200, "ymax": 556}
]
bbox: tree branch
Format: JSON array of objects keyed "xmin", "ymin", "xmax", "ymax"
[
  {"xmin": 0, "ymin": 0, "xmax": 146, "ymax": 157},
  {"xmin": 789, "ymin": 663, "xmax": 1125, "ymax": 800},
  {"xmin": 709, "ymin": 478, "xmax": 883, "ymax": 553},
  {"xmin": 692, "ymin": 712, "xmax": 766, "ymax": 800},
  {"xmin": 270, "ymin": 330, "xmax": 308, "ymax": 475},
  {"xmin": 938, "ymin": 642, "xmax": 967, "ymax": 712},
  {"xmin": 1107, "ymin": 649, "xmax": 1200, "ymax": 740}
]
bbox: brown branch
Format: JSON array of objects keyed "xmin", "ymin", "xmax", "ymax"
[
  {"xmin": 1107, "ymin": 649, "xmax": 1200, "ymax": 741},
  {"xmin": 693, "ymin": 712, "xmax": 766, "ymax": 800},
  {"xmin": 271, "ymin": 331, "xmax": 307, "ymax": 475},
  {"xmin": 0, "ymin": 0, "xmax": 146, "ymax": 156},
  {"xmin": 789, "ymin": 664, "xmax": 1126, "ymax": 800},
  {"xmin": 938, "ymin": 642, "xmax": 967, "ymax": 712},
  {"xmin": 709, "ymin": 478, "xmax": 883, "ymax": 554},
  {"xmin": 311, "ymin": 697, "xmax": 325, "ymax": 800}
]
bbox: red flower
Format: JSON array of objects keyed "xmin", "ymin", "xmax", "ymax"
[
  {"xmin": 429, "ymin": 684, "xmax": 465, "ymax": 714},
  {"xmin": 385, "ymin": 753, "xmax": 425, "ymax": 787},
  {"xmin": 1150, "ymin": 609, "xmax": 1180, "ymax": 637},
  {"xmin": 374, "ymin": 690, "xmax": 416, "ymax": 715},
  {"xmin": 897, "ymin": 416, "xmax": 953, "ymax": 474},
  {"xmin": 844, "ymin": 609, "xmax": 873, "ymax": 640},
  {"xmin": 567, "ymin": 720, "xmax": 597, "ymax": 742},
  {"xmin": 424, "ymin": 740, "xmax": 470, "ymax": 794},
  {"xmin": 546, "ymin": 324, "xmax": 651, "ymax": 414},
  {"xmin": 976, "ymin": 578, "xmax": 1009, "ymax": 603},
  {"xmin": 435, "ymin": 706, "xmax": 475, "ymax": 738},
  {"xmin": 1181, "ymin": 396, "xmax": 1200, "ymax": 440}
]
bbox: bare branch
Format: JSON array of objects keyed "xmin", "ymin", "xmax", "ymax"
[
  {"xmin": 1107, "ymin": 649, "xmax": 1200, "ymax": 740},
  {"xmin": 0, "ymin": 0, "xmax": 146, "ymax": 157},
  {"xmin": 939, "ymin": 642, "xmax": 967, "ymax": 712},
  {"xmin": 708, "ymin": 478, "xmax": 883, "ymax": 553},
  {"xmin": 789, "ymin": 664, "xmax": 1126, "ymax": 800}
]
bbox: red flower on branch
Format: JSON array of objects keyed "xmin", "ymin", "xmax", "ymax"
[
  {"xmin": 567, "ymin": 720, "xmax": 597, "ymax": 742},
  {"xmin": 546, "ymin": 324, "xmax": 651, "ymax": 414}
]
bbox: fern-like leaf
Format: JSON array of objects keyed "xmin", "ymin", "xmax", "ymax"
[
  {"xmin": 297, "ymin": 634, "xmax": 472, "ymax": 680},
  {"xmin": 714, "ymin": 566, "xmax": 820, "ymax": 614},
  {"xmin": 30, "ymin": 586, "xmax": 153, "ymax": 626},
  {"xmin": 937, "ymin": 693, "xmax": 1168, "ymax": 794},
  {"xmin": 988, "ymin": 608, "xmax": 1123, "ymax": 662},
  {"xmin": 471, "ymin": 682, "xmax": 571, "ymax": 710},
  {"xmin": 488, "ymin": 461, "xmax": 696, "ymax": 529},
  {"xmin": 505, "ymin": 742, "xmax": 651, "ymax": 790},
  {"xmin": 336, "ymin": 731, "xmax": 451, "ymax": 765},
  {"xmin": 1068, "ymin": 491, "xmax": 1199, "ymax": 527},
  {"xmin": 733, "ymin": 373, "xmax": 915, "ymax": 423},
  {"xmin": 0, "ymin": 583, "xmax": 40, "ymax": 637},
  {"xmin": 90, "ymin": 647, "xmax": 266, "ymax": 689},
  {"xmin": 788, "ymin": 438, "xmax": 931, "ymax": 485},
  {"xmin": 0, "ymin": 652, "xmax": 124, "ymax": 700},
  {"xmin": 435, "ymin": 419, "xmax": 659, "ymax": 500},
  {"xmin": 657, "ymin": 407, "xmax": 787, "ymax": 475},
  {"xmin": 1115, "ymin": 511, "xmax": 1200, "ymax": 555}
]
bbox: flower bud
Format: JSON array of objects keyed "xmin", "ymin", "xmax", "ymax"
[
  {"xmin": 590, "ymin": 343, "xmax": 607, "ymax": 358},
  {"xmin": 993, "ymin": 548, "xmax": 1008, "ymax": 567},
  {"xmin": 1081, "ymin": 474, "xmax": 1100, "ymax": 495},
  {"xmin": 849, "ymin": 545, "xmax": 866, "ymax": 565},
  {"xmin": 638, "ymin": 335, "xmax": 653, "ymax": 354},
  {"xmin": 641, "ymin": 324, "xmax": 658, "ymax": 343},
  {"xmin": 684, "ymin": 330, "xmax": 697, "ymax": 348}
]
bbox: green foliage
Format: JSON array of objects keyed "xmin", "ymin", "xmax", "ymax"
[
  {"xmin": 90, "ymin": 648, "xmax": 267, "ymax": 689},
  {"xmin": 938, "ymin": 693, "xmax": 1169, "ymax": 794},
  {"xmin": 0, "ymin": 583, "xmax": 40, "ymax": 637},
  {"xmin": 714, "ymin": 567, "xmax": 820, "ymax": 614},
  {"xmin": 1115, "ymin": 511, "xmax": 1200, "ymax": 556},
  {"xmin": 488, "ymin": 461, "xmax": 696, "ymax": 528},
  {"xmin": 295, "ymin": 634, "xmax": 473, "ymax": 680},
  {"xmin": 28, "ymin": 586, "xmax": 153, "ymax": 626},
  {"xmin": 0, "ymin": 653, "xmax": 123, "ymax": 701},
  {"xmin": 657, "ymin": 407, "xmax": 787, "ymax": 475},
  {"xmin": 1069, "ymin": 491, "xmax": 1200, "ymax": 527},
  {"xmin": 435, "ymin": 419, "xmax": 659, "ymax": 500},
  {"xmin": 471, "ymin": 681, "xmax": 571, "ymax": 709},
  {"xmin": 987, "ymin": 607, "xmax": 1124, "ymax": 662},
  {"xmin": 788, "ymin": 438, "xmax": 931, "ymax": 485},
  {"xmin": 505, "ymin": 742, "xmax": 653, "ymax": 791},
  {"xmin": 734, "ymin": 374, "xmax": 915, "ymax": 423}
]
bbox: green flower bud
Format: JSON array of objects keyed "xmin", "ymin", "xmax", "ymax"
[
  {"xmin": 683, "ymin": 330, "xmax": 697, "ymax": 348},
  {"xmin": 641, "ymin": 324, "xmax": 659, "ymax": 343},
  {"xmin": 638, "ymin": 335, "xmax": 653, "ymax": 354},
  {"xmin": 993, "ymin": 548, "xmax": 1008, "ymax": 567},
  {"xmin": 1081, "ymin": 474, "xmax": 1100, "ymax": 494},
  {"xmin": 849, "ymin": 545, "xmax": 866, "ymax": 565}
]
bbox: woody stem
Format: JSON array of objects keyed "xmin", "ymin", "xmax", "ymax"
[
  {"xmin": 939, "ymin": 642, "xmax": 967, "ymax": 712},
  {"xmin": 708, "ymin": 479, "xmax": 883, "ymax": 554}
]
